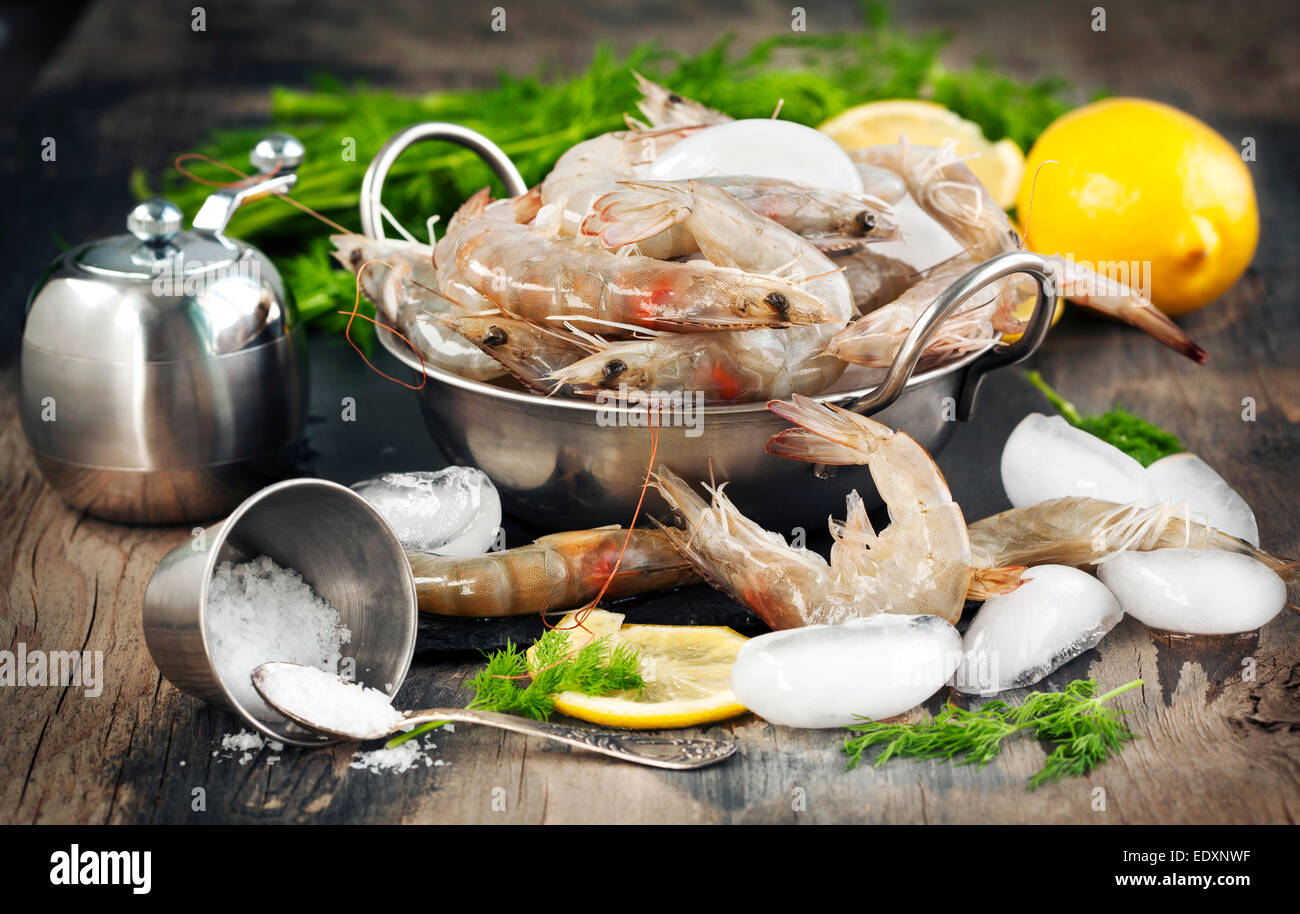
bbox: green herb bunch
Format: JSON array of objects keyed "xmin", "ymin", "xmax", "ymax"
[
  {"xmin": 844, "ymin": 678, "xmax": 1142, "ymax": 789},
  {"xmin": 137, "ymin": 2, "xmax": 1077, "ymax": 340},
  {"xmin": 1025, "ymin": 371, "xmax": 1183, "ymax": 466}
]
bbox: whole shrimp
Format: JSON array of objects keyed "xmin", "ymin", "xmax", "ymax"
[
  {"xmin": 441, "ymin": 185, "xmax": 832, "ymax": 333},
  {"xmin": 832, "ymin": 141, "xmax": 1210, "ymax": 365},
  {"xmin": 765, "ymin": 395, "xmax": 1024, "ymax": 621},
  {"xmin": 543, "ymin": 76, "xmax": 898, "ymax": 252},
  {"xmin": 330, "ymin": 233, "xmax": 508, "ymax": 380},
  {"xmin": 968, "ymin": 496, "xmax": 1298, "ymax": 581},
  {"xmin": 407, "ymin": 527, "xmax": 698, "ymax": 617},
  {"xmin": 551, "ymin": 179, "xmax": 853, "ymax": 401}
]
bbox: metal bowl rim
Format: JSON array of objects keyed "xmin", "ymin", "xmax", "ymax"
[{"xmin": 377, "ymin": 326, "xmax": 984, "ymax": 415}]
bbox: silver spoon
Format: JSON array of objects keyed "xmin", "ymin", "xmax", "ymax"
[{"xmin": 251, "ymin": 662, "xmax": 736, "ymax": 770}]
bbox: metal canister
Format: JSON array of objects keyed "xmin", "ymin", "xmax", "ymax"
[{"xmin": 19, "ymin": 135, "xmax": 310, "ymax": 524}]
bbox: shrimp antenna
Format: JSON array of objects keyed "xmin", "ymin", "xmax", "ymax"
[{"xmin": 1018, "ymin": 159, "xmax": 1060, "ymax": 250}]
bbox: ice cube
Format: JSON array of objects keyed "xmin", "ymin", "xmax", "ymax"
[
  {"xmin": 352, "ymin": 468, "xmax": 501, "ymax": 556},
  {"xmin": 1146, "ymin": 453, "xmax": 1258, "ymax": 546},
  {"xmin": 954, "ymin": 565, "xmax": 1122, "ymax": 695},
  {"xmin": 1001, "ymin": 413, "xmax": 1157, "ymax": 509},
  {"xmin": 1098, "ymin": 548, "xmax": 1285, "ymax": 635},
  {"xmin": 729, "ymin": 614, "xmax": 962, "ymax": 729}
]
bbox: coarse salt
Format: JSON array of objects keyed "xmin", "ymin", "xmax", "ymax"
[
  {"xmin": 206, "ymin": 555, "xmax": 352, "ymax": 712},
  {"xmin": 255, "ymin": 663, "xmax": 405, "ymax": 737}
]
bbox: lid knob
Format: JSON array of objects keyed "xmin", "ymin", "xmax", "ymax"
[
  {"xmin": 250, "ymin": 133, "xmax": 305, "ymax": 174},
  {"xmin": 127, "ymin": 198, "xmax": 184, "ymax": 245}
]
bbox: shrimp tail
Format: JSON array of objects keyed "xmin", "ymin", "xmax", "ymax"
[
  {"xmin": 1049, "ymin": 256, "xmax": 1209, "ymax": 364},
  {"xmin": 765, "ymin": 394, "xmax": 883, "ymax": 463},
  {"xmin": 587, "ymin": 179, "xmax": 695, "ymax": 249},
  {"xmin": 967, "ymin": 565, "xmax": 1029, "ymax": 600}
]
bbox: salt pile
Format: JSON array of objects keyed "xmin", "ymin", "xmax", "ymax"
[
  {"xmin": 214, "ymin": 729, "xmax": 284, "ymax": 765},
  {"xmin": 254, "ymin": 663, "xmax": 405, "ymax": 738},
  {"xmin": 206, "ymin": 555, "xmax": 352, "ymax": 712},
  {"xmin": 730, "ymin": 614, "xmax": 962, "ymax": 728},
  {"xmin": 1000, "ymin": 413, "xmax": 1157, "ymax": 508},
  {"xmin": 1098, "ymin": 548, "xmax": 1285, "ymax": 635},
  {"xmin": 351, "ymin": 735, "xmax": 445, "ymax": 774},
  {"xmin": 352, "ymin": 467, "xmax": 501, "ymax": 556},
  {"xmin": 955, "ymin": 565, "xmax": 1122, "ymax": 695}
]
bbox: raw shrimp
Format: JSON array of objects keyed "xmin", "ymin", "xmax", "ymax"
[
  {"xmin": 825, "ymin": 260, "xmax": 1000, "ymax": 366},
  {"xmin": 407, "ymin": 527, "xmax": 698, "ymax": 617},
  {"xmin": 551, "ymin": 179, "xmax": 852, "ymax": 400},
  {"xmin": 545, "ymin": 77, "xmax": 897, "ymax": 252},
  {"xmin": 330, "ymin": 232, "xmax": 507, "ymax": 380},
  {"xmin": 652, "ymin": 397, "xmax": 1023, "ymax": 630},
  {"xmin": 330, "ymin": 234, "xmax": 437, "ymax": 322},
  {"xmin": 629, "ymin": 71, "xmax": 732, "ymax": 128},
  {"xmin": 543, "ymin": 132, "xmax": 897, "ymax": 252},
  {"xmin": 442, "ymin": 186, "xmax": 831, "ymax": 333},
  {"xmin": 967, "ymin": 496, "xmax": 1298, "ymax": 581},
  {"xmin": 540, "ymin": 126, "xmax": 699, "ymax": 239},
  {"xmin": 838, "ymin": 141, "xmax": 1209, "ymax": 364},
  {"xmin": 652, "ymin": 466, "xmax": 864, "ymax": 630},
  {"xmin": 829, "ymin": 244, "xmax": 919, "ymax": 317},
  {"xmin": 439, "ymin": 312, "xmax": 596, "ymax": 394},
  {"xmin": 765, "ymin": 394, "xmax": 1024, "ymax": 621}
]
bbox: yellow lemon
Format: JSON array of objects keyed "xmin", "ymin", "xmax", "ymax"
[
  {"xmin": 819, "ymin": 99, "xmax": 1025, "ymax": 208},
  {"xmin": 1017, "ymin": 98, "xmax": 1257, "ymax": 316},
  {"xmin": 538, "ymin": 610, "xmax": 749, "ymax": 729}
]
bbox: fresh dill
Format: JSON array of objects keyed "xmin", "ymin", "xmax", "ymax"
[
  {"xmin": 1026, "ymin": 370, "xmax": 1183, "ymax": 466},
  {"xmin": 139, "ymin": 2, "xmax": 1077, "ymax": 340},
  {"xmin": 843, "ymin": 678, "xmax": 1142, "ymax": 789},
  {"xmin": 386, "ymin": 627, "xmax": 644, "ymax": 748}
]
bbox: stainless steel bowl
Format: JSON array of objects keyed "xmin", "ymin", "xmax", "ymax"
[
  {"xmin": 363, "ymin": 125, "xmax": 1056, "ymax": 530},
  {"xmin": 142, "ymin": 478, "xmax": 418, "ymax": 745}
]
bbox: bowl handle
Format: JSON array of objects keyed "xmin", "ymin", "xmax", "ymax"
[
  {"xmin": 843, "ymin": 250, "xmax": 1055, "ymax": 420},
  {"xmin": 359, "ymin": 123, "xmax": 528, "ymax": 239}
]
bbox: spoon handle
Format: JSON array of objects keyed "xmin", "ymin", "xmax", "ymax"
[{"xmin": 402, "ymin": 709, "xmax": 736, "ymax": 770}]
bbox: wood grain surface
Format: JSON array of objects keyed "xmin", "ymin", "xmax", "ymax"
[{"xmin": 1, "ymin": 0, "xmax": 1297, "ymax": 824}]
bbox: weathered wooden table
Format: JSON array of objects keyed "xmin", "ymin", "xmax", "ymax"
[{"xmin": 2, "ymin": 0, "xmax": 1297, "ymax": 824}]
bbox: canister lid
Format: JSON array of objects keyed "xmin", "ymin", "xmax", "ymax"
[{"xmin": 72, "ymin": 197, "xmax": 244, "ymax": 280}]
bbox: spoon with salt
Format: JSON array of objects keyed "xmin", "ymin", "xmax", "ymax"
[{"xmin": 251, "ymin": 661, "xmax": 737, "ymax": 770}]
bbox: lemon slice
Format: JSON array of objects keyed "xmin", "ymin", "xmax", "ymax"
[
  {"xmin": 819, "ymin": 99, "xmax": 1024, "ymax": 208},
  {"xmin": 539, "ymin": 610, "xmax": 749, "ymax": 729}
]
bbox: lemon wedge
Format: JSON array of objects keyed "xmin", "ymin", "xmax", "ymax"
[
  {"xmin": 819, "ymin": 99, "xmax": 1024, "ymax": 208},
  {"xmin": 537, "ymin": 609, "xmax": 749, "ymax": 729}
]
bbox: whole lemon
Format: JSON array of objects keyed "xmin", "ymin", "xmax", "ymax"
[{"xmin": 1017, "ymin": 98, "xmax": 1257, "ymax": 316}]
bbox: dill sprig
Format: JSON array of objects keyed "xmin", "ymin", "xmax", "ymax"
[
  {"xmin": 469, "ymin": 629, "xmax": 644, "ymax": 720},
  {"xmin": 844, "ymin": 678, "xmax": 1142, "ymax": 789},
  {"xmin": 1026, "ymin": 370, "xmax": 1183, "ymax": 466},
  {"xmin": 386, "ymin": 628, "xmax": 644, "ymax": 748},
  {"xmin": 138, "ymin": 2, "xmax": 1076, "ymax": 341}
]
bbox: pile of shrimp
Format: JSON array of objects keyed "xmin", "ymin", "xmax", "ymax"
[{"xmin": 333, "ymin": 75, "xmax": 1208, "ymax": 405}]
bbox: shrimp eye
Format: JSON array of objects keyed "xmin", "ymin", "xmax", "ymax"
[
  {"xmin": 667, "ymin": 93, "xmax": 684, "ymax": 104},
  {"xmin": 602, "ymin": 359, "xmax": 627, "ymax": 384},
  {"xmin": 763, "ymin": 291, "xmax": 790, "ymax": 319},
  {"xmin": 482, "ymin": 326, "xmax": 508, "ymax": 347},
  {"xmin": 349, "ymin": 249, "xmax": 364, "ymax": 270},
  {"xmin": 855, "ymin": 211, "xmax": 876, "ymax": 233}
]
